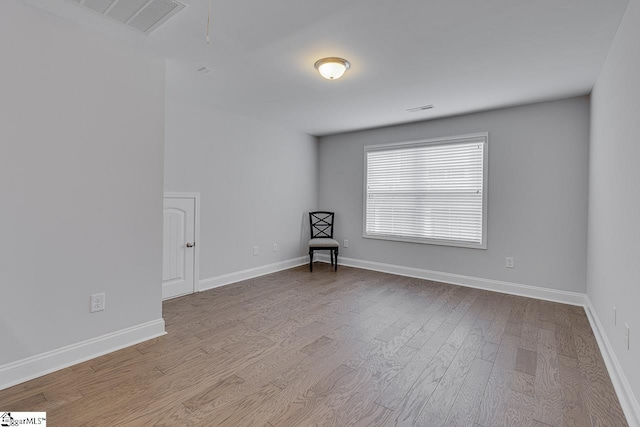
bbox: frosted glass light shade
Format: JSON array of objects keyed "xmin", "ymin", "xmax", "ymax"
[{"xmin": 314, "ymin": 57, "xmax": 350, "ymax": 80}]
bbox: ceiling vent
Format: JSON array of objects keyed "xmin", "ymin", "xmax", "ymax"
[
  {"xmin": 72, "ymin": 0, "xmax": 186, "ymax": 34},
  {"xmin": 406, "ymin": 105, "xmax": 435, "ymax": 113}
]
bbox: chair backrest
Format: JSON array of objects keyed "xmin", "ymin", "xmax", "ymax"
[{"xmin": 309, "ymin": 211, "xmax": 335, "ymax": 239}]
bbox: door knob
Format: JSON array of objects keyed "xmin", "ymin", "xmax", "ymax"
[{"xmin": 186, "ymin": 242, "xmax": 195, "ymax": 248}]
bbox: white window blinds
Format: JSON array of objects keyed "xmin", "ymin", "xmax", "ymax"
[{"xmin": 364, "ymin": 133, "xmax": 487, "ymax": 248}]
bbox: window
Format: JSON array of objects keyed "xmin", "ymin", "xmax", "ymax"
[{"xmin": 364, "ymin": 133, "xmax": 488, "ymax": 249}]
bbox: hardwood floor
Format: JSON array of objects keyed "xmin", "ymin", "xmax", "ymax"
[{"xmin": 0, "ymin": 264, "xmax": 629, "ymax": 426}]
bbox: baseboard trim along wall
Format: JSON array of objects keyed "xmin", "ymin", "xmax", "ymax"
[
  {"xmin": 198, "ymin": 256, "xmax": 308, "ymax": 292},
  {"xmin": 0, "ymin": 319, "xmax": 166, "ymax": 391},
  {"xmin": 584, "ymin": 296, "xmax": 640, "ymax": 427},
  {"xmin": 317, "ymin": 254, "xmax": 585, "ymax": 306}
]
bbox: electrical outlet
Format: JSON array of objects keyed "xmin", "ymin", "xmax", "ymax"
[
  {"xmin": 90, "ymin": 293, "xmax": 105, "ymax": 313},
  {"xmin": 273, "ymin": 243, "xmax": 278, "ymax": 252},
  {"xmin": 613, "ymin": 306, "xmax": 617, "ymax": 326},
  {"xmin": 625, "ymin": 324, "xmax": 630, "ymax": 350},
  {"xmin": 344, "ymin": 239, "xmax": 349, "ymax": 248},
  {"xmin": 253, "ymin": 246, "xmax": 259, "ymax": 256},
  {"xmin": 505, "ymin": 257, "xmax": 515, "ymax": 268}
]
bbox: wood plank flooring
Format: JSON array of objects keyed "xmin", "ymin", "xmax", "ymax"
[{"xmin": 0, "ymin": 264, "xmax": 629, "ymax": 426}]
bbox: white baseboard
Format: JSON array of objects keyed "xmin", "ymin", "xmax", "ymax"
[
  {"xmin": 584, "ymin": 296, "xmax": 640, "ymax": 427},
  {"xmin": 198, "ymin": 256, "xmax": 308, "ymax": 292},
  {"xmin": 317, "ymin": 254, "xmax": 585, "ymax": 306},
  {"xmin": 0, "ymin": 319, "xmax": 166, "ymax": 391}
]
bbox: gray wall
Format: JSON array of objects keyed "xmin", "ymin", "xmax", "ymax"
[
  {"xmin": 588, "ymin": 0, "xmax": 640, "ymax": 402},
  {"xmin": 319, "ymin": 97, "xmax": 589, "ymax": 293},
  {"xmin": 164, "ymin": 64, "xmax": 319, "ymax": 280},
  {"xmin": 0, "ymin": 1, "xmax": 165, "ymax": 365}
]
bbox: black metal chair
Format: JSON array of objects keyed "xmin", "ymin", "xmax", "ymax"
[{"xmin": 308, "ymin": 211, "xmax": 339, "ymax": 272}]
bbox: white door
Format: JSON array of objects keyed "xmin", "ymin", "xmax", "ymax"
[{"xmin": 163, "ymin": 197, "xmax": 196, "ymax": 300}]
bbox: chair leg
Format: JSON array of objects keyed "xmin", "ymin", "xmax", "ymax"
[
  {"xmin": 330, "ymin": 250, "xmax": 334, "ymax": 266},
  {"xmin": 309, "ymin": 249, "xmax": 313, "ymax": 272},
  {"xmin": 334, "ymin": 249, "xmax": 338, "ymax": 272}
]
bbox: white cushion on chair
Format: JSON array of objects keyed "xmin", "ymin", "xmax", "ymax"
[{"xmin": 309, "ymin": 238, "xmax": 339, "ymax": 248}]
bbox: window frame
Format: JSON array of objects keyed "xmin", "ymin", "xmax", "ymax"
[{"xmin": 362, "ymin": 132, "xmax": 489, "ymax": 249}]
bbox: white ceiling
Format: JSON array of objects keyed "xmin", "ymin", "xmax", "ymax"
[{"xmin": 21, "ymin": 0, "xmax": 629, "ymax": 136}]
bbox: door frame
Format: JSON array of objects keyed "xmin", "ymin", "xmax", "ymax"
[{"xmin": 164, "ymin": 192, "xmax": 200, "ymax": 294}]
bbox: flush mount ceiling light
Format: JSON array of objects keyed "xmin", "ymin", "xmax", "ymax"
[{"xmin": 314, "ymin": 57, "xmax": 351, "ymax": 80}]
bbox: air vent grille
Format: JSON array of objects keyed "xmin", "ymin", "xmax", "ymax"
[
  {"xmin": 107, "ymin": 0, "xmax": 148, "ymax": 23},
  {"xmin": 406, "ymin": 105, "xmax": 435, "ymax": 113},
  {"xmin": 82, "ymin": 0, "xmax": 112, "ymax": 14},
  {"xmin": 73, "ymin": 0, "xmax": 185, "ymax": 34}
]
